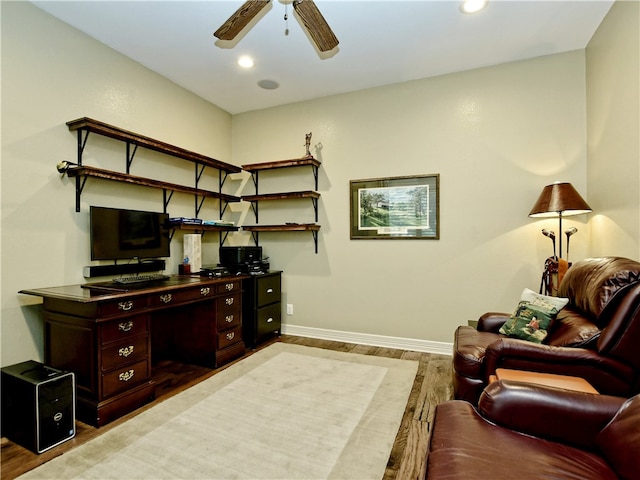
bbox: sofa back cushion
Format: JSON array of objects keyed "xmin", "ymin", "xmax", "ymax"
[
  {"xmin": 596, "ymin": 394, "xmax": 640, "ymax": 480},
  {"xmin": 557, "ymin": 257, "xmax": 640, "ymax": 327},
  {"xmin": 545, "ymin": 307, "xmax": 601, "ymax": 347}
]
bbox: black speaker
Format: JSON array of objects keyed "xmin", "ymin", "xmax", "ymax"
[
  {"xmin": 1, "ymin": 360, "xmax": 75, "ymax": 453},
  {"xmin": 83, "ymin": 259, "xmax": 166, "ymax": 278}
]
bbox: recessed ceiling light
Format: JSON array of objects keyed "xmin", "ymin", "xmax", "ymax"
[
  {"xmin": 237, "ymin": 55, "xmax": 254, "ymax": 68},
  {"xmin": 258, "ymin": 79, "xmax": 279, "ymax": 90},
  {"xmin": 461, "ymin": 0, "xmax": 488, "ymax": 14}
]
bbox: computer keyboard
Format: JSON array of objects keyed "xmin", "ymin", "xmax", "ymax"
[{"xmin": 112, "ymin": 274, "xmax": 170, "ymax": 285}]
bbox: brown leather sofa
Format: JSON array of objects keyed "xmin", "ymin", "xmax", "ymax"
[
  {"xmin": 424, "ymin": 380, "xmax": 640, "ymax": 480},
  {"xmin": 453, "ymin": 256, "xmax": 640, "ymax": 404}
]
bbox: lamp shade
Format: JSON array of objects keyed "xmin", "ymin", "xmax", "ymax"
[{"xmin": 529, "ymin": 182, "xmax": 592, "ymax": 218}]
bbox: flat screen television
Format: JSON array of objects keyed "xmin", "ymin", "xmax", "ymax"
[{"xmin": 90, "ymin": 206, "xmax": 170, "ymax": 261}]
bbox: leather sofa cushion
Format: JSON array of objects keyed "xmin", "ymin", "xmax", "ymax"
[
  {"xmin": 558, "ymin": 257, "xmax": 640, "ymax": 325},
  {"xmin": 596, "ymin": 394, "xmax": 640, "ymax": 480},
  {"xmin": 425, "ymin": 401, "xmax": 618, "ymax": 480},
  {"xmin": 546, "ymin": 307, "xmax": 601, "ymax": 347}
]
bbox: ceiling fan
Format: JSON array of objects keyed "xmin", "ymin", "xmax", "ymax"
[{"xmin": 214, "ymin": 0, "xmax": 339, "ymax": 52}]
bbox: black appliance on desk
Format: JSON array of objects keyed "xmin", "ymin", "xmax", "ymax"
[{"xmin": 219, "ymin": 246, "xmax": 270, "ymax": 275}]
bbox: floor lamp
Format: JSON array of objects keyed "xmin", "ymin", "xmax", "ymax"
[
  {"xmin": 529, "ymin": 182, "xmax": 592, "ymax": 295},
  {"xmin": 529, "ymin": 182, "xmax": 592, "ymax": 260}
]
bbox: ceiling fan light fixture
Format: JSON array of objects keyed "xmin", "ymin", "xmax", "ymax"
[
  {"xmin": 461, "ymin": 0, "xmax": 488, "ymax": 14},
  {"xmin": 237, "ymin": 55, "xmax": 255, "ymax": 68}
]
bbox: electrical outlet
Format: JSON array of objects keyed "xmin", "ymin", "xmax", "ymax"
[{"xmin": 286, "ymin": 304, "xmax": 293, "ymax": 315}]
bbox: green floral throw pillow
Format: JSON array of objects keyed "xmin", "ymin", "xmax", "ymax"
[{"xmin": 499, "ymin": 301, "xmax": 559, "ymax": 343}]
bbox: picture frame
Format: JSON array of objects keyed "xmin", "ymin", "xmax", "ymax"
[{"xmin": 350, "ymin": 174, "xmax": 439, "ymax": 240}]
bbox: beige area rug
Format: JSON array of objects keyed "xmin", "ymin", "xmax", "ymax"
[{"xmin": 21, "ymin": 343, "xmax": 418, "ymax": 480}]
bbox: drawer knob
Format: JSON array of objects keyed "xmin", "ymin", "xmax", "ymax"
[
  {"xmin": 225, "ymin": 297, "xmax": 234, "ymax": 306},
  {"xmin": 160, "ymin": 294, "xmax": 172, "ymax": 304},
  {"xmin": 266, "ymin": 288, "xmax": 274, "ymax": 293},
  {"xmin": 118, "ymin": 301, "xmax": 133, "ymax": 311},
  {"xmin": 118, "ymin": 346, "xmax": 134, "ymax": 357},
  {"xmin": 225, "ymin": 283, "xmax": 234, "ymax": 291},
  {"xmin": 225, "ymin": 315, "xmax": 234, "ymax": 323},
  {"xmin": 226, "ymin": 332, "xmax": 235, "ymax": 341},
  {"xmin": 200, "ymin": 287, "xmax": 211, "ymax": 296},
  {"xmin": 118, "ymin": 321, "xmax": 134, "ymax": 332},
  {"xmin": 118, "ymin": 369, "xmax": 135, "ymax": 382},
  {"xmin": 267, "ymin": 317, "xmax": 274, "ymax": 323}
]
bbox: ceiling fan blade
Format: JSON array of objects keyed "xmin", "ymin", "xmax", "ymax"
[
  {"xmin": 293, "ymin": 0, "xmax": 339, "ymax": 52},
  {"xmin": 214, "ymin": 0, "xmax": 271, "ymax": 41}
]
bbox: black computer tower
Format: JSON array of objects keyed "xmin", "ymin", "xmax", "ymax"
[{"xmin": 1, "ymin": 360, "xmax": 75, "ymax": 453}]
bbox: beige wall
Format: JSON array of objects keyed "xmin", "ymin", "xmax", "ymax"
[
  {"xmin": 2, "ymin": 0, "xmax": 636, "ymax": 366},
  {"xmin": 1, "ymin": 2, "xmax": 232, "ymax": 365},
  {"xmin": 586, "ymin": 0, "xmax": 640, "ymax": 259},
  {"xmin": 232, "ymin": 50, "xmax": 590, "ymax": 345}
]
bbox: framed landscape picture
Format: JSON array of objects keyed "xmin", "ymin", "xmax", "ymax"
[{"xmin": 350, "ymin": 174, "xmax": 439, "ymax": 240}]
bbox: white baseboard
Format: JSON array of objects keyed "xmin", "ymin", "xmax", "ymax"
[{"xmin": 282, "ymin": 324, "xmax": 453, "ymax": 356}]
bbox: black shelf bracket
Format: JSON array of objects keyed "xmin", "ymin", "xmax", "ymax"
[
  {"xmin": 74, "ymin": 175, "xmax": 89, "ymax": 212},
  {"xmin": 162, "ymin": 189, "xmax": 174, "ymax": 213},
  {"xmin": 77, "ymin": 130, "xmax": 89, "ymax": 162},
  {"xmin": 73, "ymin": 129, "xmax": 91, "ymax": 211},
  {"xmin": 251, "ymin": 171, "xmax": 259, "ymax": 193},
  {"xmin": 250, "ymin": 231, "xmax": 259, "ymax": 247},
  {"xmin": 195, "ymin": 195, "xmax": 207, "ymax": 218},
  {"xmin": 220, "ymin": 201, "xmax": 231, "ymax": 218},
  {"xmin": 249, "ymin": 201, "xmax": 259, "ymax": 223},
  {"xmin": 125, "ymin": 142, "xmax": 138, "ymax": 173},
  {"xmin": 220, "ymin": 170, "xmax": 231, "ymax": 189},
  {"xmin": 196, "ymin": 163, "xmax": 206, "ymax": 185},
  {"xmin": 194, "ymin": 164, "xmax": 205, "ymax": 218},
  {"xmin": 312, "ymin": 164, "xmax": 319, "ymax": 190}
]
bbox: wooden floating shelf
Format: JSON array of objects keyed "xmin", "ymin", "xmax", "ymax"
[
  {"xmin": 173, "ymin": 223, "xmax": 239, "ymax": 232},
  {"xmin": 67, "ymin": 166, "xmax": 241, "ymax": 203},
  {"xmin": 242, "ymin": 224, "xmax": 321, "ymax": 253},
  {"xmin": 67, "ymin": 117, "xmax": 241, "ymax": 173},
  {"xmin": 242, "ymin": 224, "xmax": 320, "ymax": 232},
  {"xmin": 241, "ymin": 191, "xmax": 321, "ymax": 202},
  {"xmin": 241, "ymin": 156, "xmax": 321, "ymax": 172}
]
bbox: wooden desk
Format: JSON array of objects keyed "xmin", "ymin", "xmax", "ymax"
[
  {"xmin": 491, "ymin": 368, "xmax": 599, "ymax": 394},
  {"xmin": 20, "ymin": 275, "xmax": 247, "ymax": 426}
]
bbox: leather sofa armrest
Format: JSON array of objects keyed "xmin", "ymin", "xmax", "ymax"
[
  {"xmin": 477, "ymin": 312, "xmax": 510, "ymax": 332},
  {"xmin": 478, "ymin": 380, "xmax": 626, "ymax": 450},
  {"xmin": 484, "ymin": 337, "xmax": 629, "ymax": 378}
]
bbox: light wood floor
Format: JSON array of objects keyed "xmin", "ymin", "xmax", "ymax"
[{"xmin": 1, "ymin": 335, "xmax": 453, "ymax": 480}]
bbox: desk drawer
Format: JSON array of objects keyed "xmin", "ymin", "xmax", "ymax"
[
  {"xmin": 149, "ymin": 286, "xmax": 214, "ymax": 307},
  {"xmin": 257, "ymin": 302, "xmax": 281, "ymax": 339},
  {"xmin": 256, "ymin": 275, "xmax": 281, "ymax": 308},
  {"xmin": 217, "ymin": 325, "xmax": 242, "ymax": 350},
  {"xmin": 101, "ymin": 315, "xmax": 149, "ymax": 344},
  {"xmin": 99, "ymin": 297, "xmax": 147, "ymax": 317},
  {"xmin": 216, "ymin": 293, "xmax": 241, "ymax": 317},
  {"xmin": 217, "ymin": 310, "xmax": 241, "ymax": 330},
  {"xmin": 216, "ymin": 280, "xmax": 241, "ymax": 295},
  {"xmin": 101, "ymin": 359, "xmax": 149, "ymax": 398},
  {"xmin": 101, "ymin": 334, "xmax": 149, "ymax": 371}
]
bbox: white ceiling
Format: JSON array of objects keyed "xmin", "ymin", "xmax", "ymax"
[{"xmin": 32, "ymin": 1, "xmax": 614, "ymax": 115}]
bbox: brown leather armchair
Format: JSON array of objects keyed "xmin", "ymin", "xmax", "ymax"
[
  {"xmin": 453, "ymin": 256, "xmax": 640, "ymax": 404},
  {"xmin": 425, "ymin": 380, "xmax": 640, "ymax": 480}
]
